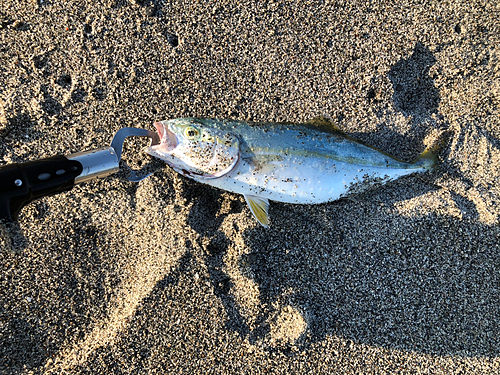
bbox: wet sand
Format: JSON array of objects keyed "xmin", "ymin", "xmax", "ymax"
[{"xmin": 1, "ymin": 1, "xmax": 500, "ymax": 373}]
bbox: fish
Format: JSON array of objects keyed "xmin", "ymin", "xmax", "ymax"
[{"xmin": 145, "ymin": 117, "xmax": 438, "ymax": 227}]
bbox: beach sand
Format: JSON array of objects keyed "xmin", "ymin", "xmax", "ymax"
[{"xmin": 1, "ymin": 0, "xmax": 500, "ymax": 373}]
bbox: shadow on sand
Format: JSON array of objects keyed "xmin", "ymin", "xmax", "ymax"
[{"xmin": 181, "ymin": 43, "xmax": 500, "ymax": 357}]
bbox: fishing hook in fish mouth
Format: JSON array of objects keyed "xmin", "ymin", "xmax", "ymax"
[
  {"xmin": 110, "ymin": 127, "xmax": 160, "ymax": 182},
  {"xmin": 154, "ymin": 121, "xmax": 178, "ymax": 150}
]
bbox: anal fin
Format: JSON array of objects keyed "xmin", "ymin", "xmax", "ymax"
[{"xmin": 244, "ymin": 195, "xmax": 269, "ymax": 228}]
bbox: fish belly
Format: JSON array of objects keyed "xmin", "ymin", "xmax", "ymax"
[{"xmin": 200, "ymin": 155, "xmax": 423, "ymax": 204}]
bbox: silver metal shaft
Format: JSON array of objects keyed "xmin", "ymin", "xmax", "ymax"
[{"xmin": 66, "ymin": 147, "xmax": 120, "ymax": 184}]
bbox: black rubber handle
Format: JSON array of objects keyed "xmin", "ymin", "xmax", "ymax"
[{"xmin": 0, "ymin": 155, "xmax": 83, "ymax": 221}]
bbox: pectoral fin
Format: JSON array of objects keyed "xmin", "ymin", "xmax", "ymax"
[{"xmin": 244, "ymin": 195, "xmax": 269, "ymax": 228}]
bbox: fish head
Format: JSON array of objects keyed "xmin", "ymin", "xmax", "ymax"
[{"xmin": 145, "ymin": 118, "xmax": 240, "ymax": 179}]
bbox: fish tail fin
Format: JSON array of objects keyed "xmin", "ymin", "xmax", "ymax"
[{"xmin": 412, "ymin": 131, "xmax": 450, "ymax": 170}]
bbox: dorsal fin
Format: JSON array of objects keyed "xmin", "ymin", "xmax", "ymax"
[{"xmin": 304, "ymin": 115, "xmax": 342, "ymax": 134}]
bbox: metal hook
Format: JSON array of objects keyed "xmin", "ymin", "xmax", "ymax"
[{"xmin": 110, "ymin": 127, "xmax": 160, "ymax": 182}]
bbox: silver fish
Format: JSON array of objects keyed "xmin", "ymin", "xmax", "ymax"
[{"xmin": 146, "ymin": 117, "xmax": 437, "ymax": 227}]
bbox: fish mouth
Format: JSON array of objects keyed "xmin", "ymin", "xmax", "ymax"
[{"xmin": 154, "ymin": 121, "xmax": 178, "ymax": 151}]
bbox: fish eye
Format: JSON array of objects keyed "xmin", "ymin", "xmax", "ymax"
[{"xmin": 184, "ymin": 126, "xmax": 200, "ymax": 140}]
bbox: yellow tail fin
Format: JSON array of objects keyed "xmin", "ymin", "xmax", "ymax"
[{"xmin": 412, "ymin": 131, "xmax": 450, "ymax": 169}]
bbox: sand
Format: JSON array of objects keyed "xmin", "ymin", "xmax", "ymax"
[{"xmin": 1, "ymin": 0, "xmax": 500, "ymax": 373}]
